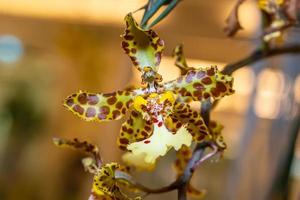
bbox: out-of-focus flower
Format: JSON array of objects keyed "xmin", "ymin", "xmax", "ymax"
[
  {"xmin": 224, "ymin": 0, "xmax": 298, "ymax": 42},
  {"xmin": 224, "ymin": 0, "xmax": 246, "ymax": 37},
  {"xmin": 53, "ymin": 138, "xmax": 141, "ymax": 200},
  {"xmin": 63, "ymin": 13, "xmax": 234, "ymax": 169}
]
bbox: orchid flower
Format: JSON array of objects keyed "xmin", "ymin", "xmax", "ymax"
[
  {"xmin": 224, "ymin": 0, "xmax": 298, "ymax": 42},
  {"xmin": 53, "ymin": 138, "xmax": 141, "ymax": 200},
  {"xmin": 63, "ymin": 13, "xmax": 234, "ymax": 169}
]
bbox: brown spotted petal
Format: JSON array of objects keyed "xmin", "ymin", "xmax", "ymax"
[
  {"xmin": 64, "ymin": 90, "xmax": 133, "ymax": 122},
  {"xmin": 92, "ymin": 163, "xmax": 140, "ymax": 200},
  {"xmin": 121, "ymin": 13, "xmax": 165, "ymax": 72},
  {"xmin": 173, "ymin": 145, "xmax": 206, "ymax": 199},
  {"xmin": 118, "ymin": 110, "xmax": 153, "ymax": 151},
  {"xmin": 164, "ymin": 67, "xmax": 234, "ymax": 101},
  {"xmin": 169, "ymin": 102, "xmax": 210, "ymax": 143},
  {"xmin": 209, "ymin": 121, "xmax": 227, "ymax": 150},
  {"xmin": 53, "ymin": 137, "xmax": 102, "ymax": 164},
  {"xmin": 172, "ymin": 44, "xmax": 195, "ymax": 75}
]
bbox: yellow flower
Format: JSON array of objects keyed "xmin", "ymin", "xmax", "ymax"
[
  {"xmin": 62, "ymin": 14, "xmax": 234, "ymax": 170},
  {"xmin": 53, "ymin": 138, "xmax": 141, "ymax": 200}
]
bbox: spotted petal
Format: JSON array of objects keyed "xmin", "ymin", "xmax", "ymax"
[
  {"xmin": 165, "ymin": 102, "xmax": 209, "ymax": 143},
  {"xmin": 64, "ymin": 90, "xmax": 133, "ymax": 122},
  {"xmin": 164, "ymin": 67, "xmax": 234, "ymax": 101},
  {"xmin": 118, "ymin": 110, "xmax": 153, "ymax": 151},
  {"xmin": 121, "ymin": 13, "xmax": 165, "ymax": 72},
  {"xmin": 53, "ymin": 137, "xmax": 101, "ymax": 163},
  {"xmin": 210, "ymin": 121, "xmax": 227, "ymax": 150},
  {"xmin": 92, "ymin": 163, "xmax": 120, "ymax": 196},
  {"xmin": 173, "ymin": 44, "xmax": 194, "ymax": 75},
  {"xmin": 92, "ymin": 163, "xmax": 140, "ymax": 200}
]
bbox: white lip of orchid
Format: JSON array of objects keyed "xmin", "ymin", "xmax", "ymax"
[
  {"xmin": 122, "ymin": 152, "xmax": 155, "ymax": 170},
  {"xmin": 126, "ymin": 115, "xmax": 193, "ymax": 165}
]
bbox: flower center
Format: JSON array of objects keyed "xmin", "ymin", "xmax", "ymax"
[{"xmin": 133, "ymin": 91, "xmax": 175, "ymax": 122}]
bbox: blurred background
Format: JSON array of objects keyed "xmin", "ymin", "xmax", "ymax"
[{"xmin": 0, "ymin": 0, "xmax": 299, "ymax": 200}]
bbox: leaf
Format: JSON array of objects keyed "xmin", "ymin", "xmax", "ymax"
[
  {"xmin": 64, "ymin": 90, "xmax": 133, "ymax": 122},
  {"xmin": 146, "ymin": 0, "xmax": 181, "ymax": 29},
  {"xmin": 117, "ymin": 110, "xmax": 153, "ymax": 151},
  {"xmin": 121, "ymin": 13, "xmax": 165, "ymax": 73},
  {"xmin": 140, "ymin": 0, "xmax": 166, "ymax": 26},
  {"xmin": 140, "ymin": 0, "xmax": 181, "ymax": 28},
  {"xmin": 164, "ymin": 67, "xmax": 234, "ymax": 101}
]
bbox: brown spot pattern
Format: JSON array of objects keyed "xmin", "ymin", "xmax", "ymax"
[
  {"xmin": 63, "ymin": 90, "xmax": 133, "ymax": 122},
  {"xmin": 117, "ymin": 111, "xmax": 153, "ymax": 151},
  {"xmin": 164, "ymin": 67, "xmax": 234, "ymax": 102}
]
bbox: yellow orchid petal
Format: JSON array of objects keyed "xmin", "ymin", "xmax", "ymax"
[
  {"xmin": 53, "ymin": 137, "xmax": 102, "ymax": 164},
  {"xmin": 165, "ymin": 67, "xmax": 234, "ymax": 101},
  {"xmin": 92, "ymin": 163, "xmax": 119, "ymax": 196},
  {"xmin": 159, "ymin": 90, "xmax": 176, "ymax": 104},
  {"xmin": 166, "ymin": 102, "xmax": 210, "ymax": 143},
  {"xmin": 118, "ymin": 110, "xmax": 153, "ymax": 151},
  {"xmin": 209, "ymin": 121, "xmax": 227, "ymax": 150},
  {"xmin": 91, "ymin": 162, "xmax": 141, "ymax": 200},
  {"xmin": 121, "ymin": 13, "xmax": 165, "ymax": 72},
  {"xmin": 126, "ymin": 118, "xmax": 192, "ymax": 164},
  {"xmin": 172, "ymin": 44, "xmax": 194, "ymax": 75},
  {"xmin": 64, "ymin": 90, "xmax": 133, "ymax": 122},
  {"xmin": 133, "ymin": 96, "xmax": 148, "ymax": 113}
]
